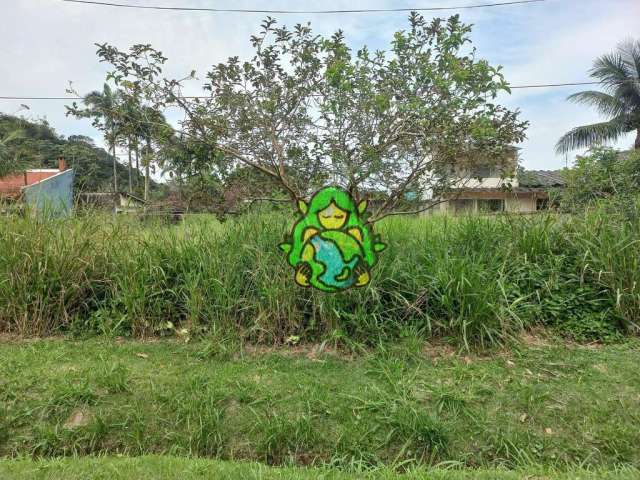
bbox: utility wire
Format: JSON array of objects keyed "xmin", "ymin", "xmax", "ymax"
[
  {"xmin": 61, "ymin": 0, "xmax": 546, "ymax": 14},
  {"xmin": 3, "ymin": 80, "xmax": 639, "ymax": 101}
]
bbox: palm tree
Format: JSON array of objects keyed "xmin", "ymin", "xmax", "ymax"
[
  {"xmin": 556, "ymin": 39, "xmax": 640, "ymax": 154},
  {"xmin": 118, "ymin": 92, "xmax": 144, "ymax": 194},
  {"xmin": 0, "ymin": 128, "xmax": 25, "ymax": 177},
  {"xmin": 137, "ymin": 106, "xmax": 170, "ymax": 201},
  {"xmin": 73, "ymin": 84, "xmax": 122, "ymax": 192}
]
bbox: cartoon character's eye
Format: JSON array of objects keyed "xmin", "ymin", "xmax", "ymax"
[{"xmin": 334, "ymin": 214, "xmax": 344, "ymax": 219}]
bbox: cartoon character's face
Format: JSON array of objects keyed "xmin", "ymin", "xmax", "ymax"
[{"xmin": 318, "ymin": 202, "xmax": 348, "ymax": 230}]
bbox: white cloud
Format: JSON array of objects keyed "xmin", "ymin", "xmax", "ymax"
[{"xmin": 1, "ymin": 0, "xmax": 638, "ymax": 172}]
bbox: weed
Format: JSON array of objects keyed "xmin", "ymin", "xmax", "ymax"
[
  {"xmin": 0, "ymin": 211, "xmax": 636, "ymax": 346},
  {"xmin": 95, "ymin": 361, "xmax": 130, "ymax": 394},
  {"xmin": 255, "ymin": 411, "xmax": 320, "ymax": 465}
]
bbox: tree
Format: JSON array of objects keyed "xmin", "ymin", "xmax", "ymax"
[
  {"xmin": 559, "ymin": 147, "xmax": 640, "ymax": 215},
  {"xmin": 0, "ymin": 114, "xmax": 141, "ymax": 192},
  {"xmin": 67, "ymin": 84, "xmax": 123, "ymax": 192},
  {"xmin": 556, "ymin": 39, "xmax": 640, "ymax": 154},
  {"xmin": 118, "ymin": 94, "xmax": 141, "ymax": 193},
  {"xmin": 90, "ymin": 14, "xmax": 527, "ymax": 220},
  {"xmin": 0, "ymin": 127, "xmax": 25, "ymax": 177}
]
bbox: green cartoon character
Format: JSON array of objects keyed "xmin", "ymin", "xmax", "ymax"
[{"xmin": 279, "ymin": 186, "xmax": 387, "ymax": 293}]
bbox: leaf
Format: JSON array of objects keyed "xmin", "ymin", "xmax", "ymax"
[
  {"xmin": 374, "ymin": 243, "xmax": 387, "ymax": 252},
  {"xmin": 279, "ymin": 243, "xmax": 292, "ymax": 253},
  {"xmin": 358, "ymin": 200, "xmax": 367, "ymax": 214},
  {"xmin": 297, "ymin": 199, "xmax": 308, "ymax": 214}
]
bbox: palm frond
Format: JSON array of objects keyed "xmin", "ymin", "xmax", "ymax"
[
  {"xmin": 591, "ymin": 52, "xmax": 631, "ymax": 88},
  {"xmin": 555, "ymin": 117, "xmax": 629, "ymax": 154},
  {"xmin": 0, "ymin": 128, "xmax": 25, "ymax": 146},
  {"xmin": 591, "ymin": 45, "xmax": 640, "ymax": 105},
  {"xmin": 567, "ymin": 90, "xmax": 628, "ymax": 117},
  {"xmin": 618, "ymin": 38, "xmax": 640, "ymax": 102},
  {"xmin": 618, "ymin": 38, "xmax": 640, "ymax": 80}
]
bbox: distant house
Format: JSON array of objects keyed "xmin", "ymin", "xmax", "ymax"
[
  {"xmin": 0, "ymin": 157, "xmax": 74, "ymax": 216},
  {"xmin": 437, "ymin": 150, "xmax": 565, "ymax": 214},
  {"xmin": 78, "ymin": 191, "xmax": 146, "ymax": 214}
]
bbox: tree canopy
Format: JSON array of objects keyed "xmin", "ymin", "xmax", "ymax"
[
  {"xmin": 0, "ymin": 114, "xmax": 145, "ymax": 193},
  {"xmin": 82, "ymin": 13, "xmax": 528, "ymax": 220},
  {"xmin": 556, "ymin": 39, "xmax": 640, "ymax": 154},
  {"xmin": 559, "ymin": 147, "xmax": 640, "ymax": 217}
]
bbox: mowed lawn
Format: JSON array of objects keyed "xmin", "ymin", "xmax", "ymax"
[
  {"xmin": 2, "ymin": 456, "xmax": 639, "ymax": 480},
  {"xmin": 1, "ymin": 338, "xmax": 639, "ymax": 478}
]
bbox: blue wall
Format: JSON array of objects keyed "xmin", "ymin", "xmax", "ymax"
[{"xmin": 23, "ymin": 170, "xmax": 74, "ymax": 217}]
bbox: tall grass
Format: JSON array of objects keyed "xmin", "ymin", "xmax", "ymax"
[{"xmin": 1, "ymin": 208, "xmax": 638, "ymax": 346}]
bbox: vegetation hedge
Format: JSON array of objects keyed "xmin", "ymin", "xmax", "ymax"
[{"xmin": 1, "ymin": 207, "xmax": 638, "ymax": 347}]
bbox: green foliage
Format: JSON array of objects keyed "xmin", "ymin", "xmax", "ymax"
[
  {"xmin": 89, "ymin": 14, "xmax": 527, "ymax": 218},
  {"xmin": 556, "ymin": 39, "xmax": 640, "ymax": 153},
  {"xmin": 1, "ymin": 211, "xmax": 638, "ymax": 344},
  {"xmin": 256, "ymin": 412, "xmax": 319, "ymax": 464},
  {"xmin": 0, "ymin": 114, "xmax": 145, "ymax": 192},
  {"xmin": 2, "ymin": 457, "xmax": 639, "ymax": 480},
  {"xmin": 1, "ymin": 340, "xmax": 640, "ymax": 472},
  {"xmin": 559, "ymin": 147, "xmax": 640, "ymax": 218},
  {"xmin": 0, "ymin": 127, "xmax": 26, "ymax": 177}
]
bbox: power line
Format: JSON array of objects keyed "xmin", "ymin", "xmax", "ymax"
[
  {"xmin": 4, "ymin": 80, "xmax": 637, "ymax": 101},
  {"xmin": 62, "ymin": 0, "xmax": 546, "ymax": 14},
  {"xmin": 510, "ymin": 81, "xmax": 611, "ymax": 89}
]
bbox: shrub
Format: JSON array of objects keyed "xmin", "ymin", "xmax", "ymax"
[{"xmin": 0, "ymin": 209, "xmax": 636, "ymax": 346}]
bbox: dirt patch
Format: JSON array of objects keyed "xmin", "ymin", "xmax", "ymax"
[
  {"xmin": 240, "ymin": 343, "xmax": 353, "ymax": 360},
  {"xmin": 0, "ymin": 333, "xmax": 66, "ymax": 343},
  {"xmin": 64, "ymin": 409, "xmax": 91, "ymax": 429},
  {"xmin": 519, "ymin": 328, "xmax": 553, "ymax": 347}
]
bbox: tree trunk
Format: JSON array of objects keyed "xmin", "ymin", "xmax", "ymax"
[
  {"xmin": 135, "ymin": 147, "xmax": 140, "ymax": 189},
  {"xmin": 127, "ymin": 138, "xmax": 133, "ymax": 193},
  {"xmin": 635, "ymin": 128, "xmax": 640, "ymax": 150},
  {"xmin": 144, "ymin": 137, "xmax": 151, "ymax": 202},
  {"xmin": 111, "ymin": 141, "xmax": 118, "ymax": 193}
]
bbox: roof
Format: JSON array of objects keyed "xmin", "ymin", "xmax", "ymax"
[
  {"xmin": 518, "ymin": 170, "xmax": 566, "ymax": 188},
  {"xmin": 79, "ymin": 192, "xmax": 147, "ymax": 206},
  {"xmin": 0, "ymin": 167, "xmax": 65, "ymax": 198},
  {"xmin": 451, "ymin": 187, "xmax": 555, "ymax": 194},
  {"xmin": 0, "ymin": 173, "xmax": 26, "ymax": 198},
  {"xmin": 120, "ymin": 192, "xmax": 146, "ymax": 204},
  {"xmin": 446, "ymin": 169, "xmax": 566, "ymax": 195}
]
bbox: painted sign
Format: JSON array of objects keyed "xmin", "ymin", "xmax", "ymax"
[{"xmin": 279, "ymin": 186, "xmax": 386, "ymax": 293}]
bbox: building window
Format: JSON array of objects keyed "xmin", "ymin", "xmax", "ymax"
[
  {"xmin": 451, "ymin": 199, "xmax": 474, "ymax": 213},
  {"xmin": 536, "ymin": 198, "xmax": 549, "ymax": 211},
  {"xmin": 470, "ymin": 166, "xmax": 494, "ymax": 178},
  {"xmin": 478, "ymin": 199, "xmax": 504, "ymax": 213}
]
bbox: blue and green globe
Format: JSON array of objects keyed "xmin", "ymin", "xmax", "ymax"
[{"xmin": 301, "ymin": 231, "xmax": 364, "ymax": 292}]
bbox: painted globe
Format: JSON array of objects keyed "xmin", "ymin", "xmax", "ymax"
[{"xmin": 302, "ymin": 230, "xmax": 364, "ymax": 292}]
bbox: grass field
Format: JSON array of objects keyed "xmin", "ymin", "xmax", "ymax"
[
  {"xmin": 2, "ymin": 209, "xmax": 639, "ymax": 477},
  {"xmin": 1, "ymin": 209, "xmax": 639, "ymax": 347},
  {"xmin": 1, "ymin": 338, "xmax": 639, "ymax": 475},
  {"xmin": 2, "ymin": 456, "xmax": 639, "ymax": 479}
]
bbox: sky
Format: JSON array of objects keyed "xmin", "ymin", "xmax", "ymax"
[{"xmin": 1, "ymin": 0, "xmax": 639, "ymax": 171}]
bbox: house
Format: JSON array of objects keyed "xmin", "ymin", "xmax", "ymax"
[
  {"xmin": 0, "ymin": 157, "xmax": 74, "ymax": 216},
  {"xmin": 78, "ymin": 191, "xmax": 146, "ymax": 214},
  {"xmin": 0, "ymin": 157, "xmax": 68, "ymax": 199},
  {"xmin": 436, "ymin": 150, "xmax": 565, "ymax": 214}
]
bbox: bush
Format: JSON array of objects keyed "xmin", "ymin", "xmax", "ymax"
[{"xmin": 0, "ymin": 209, "xmax": 637, "ymax": 346}]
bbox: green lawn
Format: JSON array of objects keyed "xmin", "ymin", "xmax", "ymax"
[
  {"xmin": 1, "ymin": 338, "xmax": 639, "ymax": 477},
  {"xmin": 1, "ymin": 456, "xmax": 638, "ymax": 479}
]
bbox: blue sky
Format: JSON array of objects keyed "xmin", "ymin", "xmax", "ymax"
[{"xmin": 1, "ymin": 0, "xmax": 638, "ymax": 171}]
